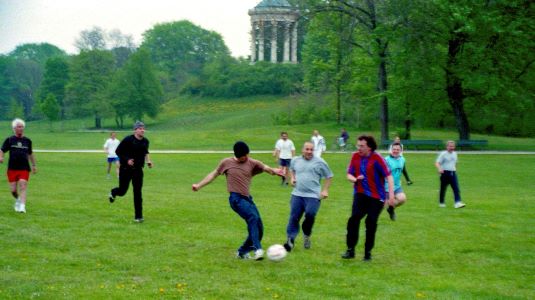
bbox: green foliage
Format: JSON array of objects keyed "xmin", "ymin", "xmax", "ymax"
[
  {"xmin": 188, "ymin": 59, "xmax": 304, "ymax": 98},
  {"xmin": 39, "ymin": 94, "xmax": 60, "ymax": 125},
  {"xmin": 108, "ymin": 48, "xmax": 163, "ymax": 124},
  {"xmin": 8, "ymin": 43, "xmax": 66, "ymax": 66},
  {"xmin": 7, "ymin": 98, "xmax": 24, "ymax": 120},
  {"xmin": 38, "ymin": 56, "xmax": 70, "ymax": 119},
  {"xmin": 66, "ymin": 50, "xmax": 115, "ymax": 128},
  {"xmin": 141, "ymin": 20, "xmax": 231, "ymax": 92}
]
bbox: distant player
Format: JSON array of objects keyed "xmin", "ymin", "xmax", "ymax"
[
  {"xmin": 273, "ymin": 132, "xmax": 295, "ymax": 185},
  {"xmin": 435, "ymin": 140, "xmax": 466, "ymax": 208},
  {"xmin": 192, "ymin": 141, "xmax": 283, "ymax": 261},
  {"xmin": 103, "ymin": 132, "xmax": 120, "ymax": 179},
  {"xmin": 311, "ymin": 130, "xmax": 326, "ymax": 158},
  {"xmin": 0, "ymin": 118, "xmax": 37, "ymax": 213},
  {"xmin": 384, "ymin": 142, "xmax": 407, "ymax": 221}
]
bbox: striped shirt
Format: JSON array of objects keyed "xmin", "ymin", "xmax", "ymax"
[{"xmin": 347, "ymin": 151, "xmax": 391, "ymax": 201}]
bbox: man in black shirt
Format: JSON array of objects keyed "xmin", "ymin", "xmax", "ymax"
[
  {"xmin": 109, "ymin": 121, "xmax": 153, "ymax": 222},
  {"xmin": 0, "ymin": 118, "xmax": 37, "ymax": 213}
]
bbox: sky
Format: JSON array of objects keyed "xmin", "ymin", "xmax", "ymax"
[{"xmin": 0, "ymin": 0, "xmax": 261, "ymax": 57}]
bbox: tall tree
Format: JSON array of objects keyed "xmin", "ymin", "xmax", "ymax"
[
  {"xmin": 108, "ymin": 48, "xmax": 163, "ymax": 126},
  {"xmin": 38, "ymin": 56, "xmax": 70, "ymax": 119},
  {"xmin": 141, "ymin": 20, "xmax": 231, "ymax": 92},
  {"xmin": 74, "ymin": 26, "xmax": 107, "ymax": 51},
  {"xmin": 66, "ymin": 50, "xmax": 115, "ymax": 128},
  {"xmin": 314, "ymin": 0, "xmax": 396, "ymax": 141},
  {"xmin": 8, "ymin": 43, "xmax": 66, "ymax": 66}
]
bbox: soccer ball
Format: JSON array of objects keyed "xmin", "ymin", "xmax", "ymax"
[{"xmin": 267, "ymin": 244, "xmax": 287, "ymax": 262}]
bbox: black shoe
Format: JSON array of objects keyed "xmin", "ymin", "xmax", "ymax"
[
  {"xmin": 341, "ymin": 249, "xmax": 355, "ymax": 259},
  {"xmin": 407, "ymin": 180, "xmax": 413, "ymax": 185},
  {"xmin": 283, "ymin": 237, "xmax": 294, "ymax": 252},
  {"xmin": 108, "ymin": 192, "xmax": 115, "ymax": 203},
  {"xmin": 387, "ymin": 206, "xmax": 396, "ymax": 221},
  {"xmin": 363, "ymin": 253, "xmax": 372, "ymax": 262}
]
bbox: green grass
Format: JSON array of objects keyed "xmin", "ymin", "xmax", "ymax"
[
  {"xmin": 1, "ymin": 95, "xmax": 534, "ymax": 151},
  {"xmin": 0, "ymin": 152, "xmax": 534, "ymax": 298}
]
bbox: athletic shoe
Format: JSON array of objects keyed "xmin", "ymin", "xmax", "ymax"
[
  {"xmin": 236, "ymin": 251, "xmax": 250, "ymax": 259},
  {"xmin": 454, "ymin": 202, "xmax": 466, "ymax": 209},
  {"xmin": 407, "ymin": 180, "xmax": 413, "ymax": 185},
  {"xmin": 254, "ymin": 249, "xmax": 264, "ymax": 261},
  {"xmin": 283, "ymin": 237, "xmax": 294, "ymax": 252},
  {"xmin": 341, "ymin": 249, "xmax": 355, "ymax": 259},
  {"xmin": 108, "ymin": 192, "xmax": 115, "ymax": 203},
  {"xmin": 14, "ymin": 198, "xmax": 21, "ymax": 212},
  {"xmin": 439, "ymin": 203, "xmax": 446, "ymax": 208},
  {"xmin": 134, "ymin": 218, "xmax": 144, "ymax": 223},
  {"xmin": 19, "ymin": 204, "xmax": 26, "ymax": 213},
  {"xmin": 363, "ymin": 253, "xmax": 372, "ymax": 262},
  {"xmin": 303, "ymin": 235, "xmax": 311, "ymax": 249},
  {"xmin": 387, "ymin": 205, "xmax": 396, "ymax": 221}
]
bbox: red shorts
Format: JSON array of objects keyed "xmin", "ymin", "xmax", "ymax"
[{"xmin": 7, "ymin": 170, "xmax": 30, "ymax": 182}]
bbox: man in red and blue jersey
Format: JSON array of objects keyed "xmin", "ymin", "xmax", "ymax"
[{"xmin": 342, "ymin": 135, "xmax": 394, "ymax": 261}]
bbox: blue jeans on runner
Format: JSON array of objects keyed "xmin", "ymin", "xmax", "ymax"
[
  {"xmin": 229, "ymin": 192, "xmax": 264, "ymax": 255},
  {"xmin": 286, "ymin": 195, "xmax": 321, "ymax": 239},
  {"xmin": 439, "ymin": 171, "xmax": 461, "ymax": 204}
]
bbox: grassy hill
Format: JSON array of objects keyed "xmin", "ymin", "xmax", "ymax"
[{"xmin": 1, "ymin": 96, "xmax": 534, "ymax": 151}]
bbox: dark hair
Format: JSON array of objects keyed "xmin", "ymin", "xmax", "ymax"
[
  {"xmin": 280, "ymin": 131, "xmax": 288, "ymax": 136},
  {"xmin": 391, "ymin": 142, "xmax": 402, "ymax": 148},
  {"xmin": 233, "ymin": 141, "xmax": 250, "ymax": 158},
  {"xmin": 358, "ymin": 135, "xmax": 377, "ymax": 151}
]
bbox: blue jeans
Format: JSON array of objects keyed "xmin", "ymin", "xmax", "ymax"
[
  {"xmin": 439, "ymin": 171, "xmax": 461, "ymax": 203},
  {"xmin": 229, "ymin": 192, "xmax": 263, "ymax": 254},
  {"xmin": 286, "ymin": 195, "xmax": 321, "ymax": 239}
]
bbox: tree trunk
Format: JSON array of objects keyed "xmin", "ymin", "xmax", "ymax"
[
  {"xmin": 446, "ymin": 32, "xmax": 470, "ymax": 140},
  {"xmin": 95, "ymin": 116, "xmax": 101, "ymax": 129},
  {"xmin": 377, "ymin": 42, "xmax": 389, "ymax": 142},
  {"xmin": 404, "ymin": 100, "xmax": 411, "ymax": 139}
]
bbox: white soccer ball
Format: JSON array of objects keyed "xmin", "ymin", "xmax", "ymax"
[{"xmin": 267, "ymin": 244, "xmax": 287, "ymax": 262}]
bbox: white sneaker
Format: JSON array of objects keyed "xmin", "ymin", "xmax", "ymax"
[
  {"xmin": 14, "ymin": 198, "xmax": 21, "ymax": 212},
  {"xmin": 439, "ymin": 203, "xmax": 446, "ymax": 208},
  {"xmin": 19, "ymin": 203, "xmax": 26, "ymax": 213},
  {"xmin": 254, "ymin": 249, "xmax": 264, "ymax": 261},
  {"xmin": 454, "ymin": 202, "xmax": 466, "ymax": 209}
]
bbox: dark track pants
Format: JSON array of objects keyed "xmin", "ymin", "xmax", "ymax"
[
  {"xmin": 346, "ymin": 193, "xmax": 384, "ymax": 256},
  {"xmin": 111, "ymin": 167, "xmax": 144, "ymax": 219}
]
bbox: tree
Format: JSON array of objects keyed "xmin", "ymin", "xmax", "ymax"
[
  {"xmin": 5, "ymin": 58, "xmax": 43, "ymax": 119},
  {"xmin": 108, "ymin": 48, "xmax": 163, "ymax": 126},
  {"xmin": 141, "ymin": 20, "xmax": 231, "ymax": 92},
  {"xmin": 39, "ymin": 94, "xmax": 60, "ymax": 129},
  {"xmin": 38, "ymin": 56, "xmax": 70, "ymax": 119},
  {"xmin": 8, "ymin": 43, "xmax": 66, "ymax": 66},
  {"xmin": 66, "ymin": 50, "xmax": 115, "ymax": 128},
  {"xmin": 313, "ymin": 0, "xmax": 397, "ymax": 141},
  {"xmin": 74, "ymin": 26, "xmax": 107, "ymax": 51}
]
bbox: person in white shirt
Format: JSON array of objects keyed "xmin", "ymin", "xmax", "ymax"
[
  {"xmin": 103, "ymin": 132, "xmax": 120, "ymax": 179},
  {"xmin": 273, "ymin": 132, "xmax": 296, "ymax": 185},
  {"xmin": 311, "ymin": 130, "xmax": 326, "ymax": 158},
  {"xmin": 435, "ymin": 140, "xmax": 466, "ymax": 208}
]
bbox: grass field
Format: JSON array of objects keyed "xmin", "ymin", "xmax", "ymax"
[{"xmin": 0, "ymin": 152, "xmax": 534, "ymax": 299}]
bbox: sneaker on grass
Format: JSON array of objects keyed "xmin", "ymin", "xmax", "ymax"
[
  {"xmin": 454, "ymin": 202, "xmax": 466, "ymax": 209},
  {"xmin": 254, "ymin": 249, "xmax": 264, "ymax": 261},
  {"xmin": 303, "ymin": 235, "xmax": 311, "ymax": 249}
]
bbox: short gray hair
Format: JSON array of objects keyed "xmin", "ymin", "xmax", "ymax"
[{"xmin": 12, "ymin": 118, "xmax": 25, "ymax": 129}]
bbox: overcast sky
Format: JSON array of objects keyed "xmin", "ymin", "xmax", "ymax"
[{"xmin": 0, "ymin": 0, "xmax": 261, "ymax": 57}]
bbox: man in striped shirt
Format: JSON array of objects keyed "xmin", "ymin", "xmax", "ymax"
[{"xmin": 342, "ymin": 135, "xmax": 394, "ymax": 261}]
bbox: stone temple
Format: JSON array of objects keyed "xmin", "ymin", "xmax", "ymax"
[{"xmin": 249, "ymin": 0, "xmax": 300, "ymax": 63}]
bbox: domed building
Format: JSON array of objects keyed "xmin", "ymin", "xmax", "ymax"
[{"xmin": 249, "ymin": 0, "xmax": 300, "ymax": 63}]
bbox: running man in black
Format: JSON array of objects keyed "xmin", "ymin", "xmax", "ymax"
[
  {"xmin": 0, "ymin": 118, "xmax": 37, "ymax": 213},
  {"xmin": 109, "ymin": 121, "xmax": 153, "ymax": 222}
]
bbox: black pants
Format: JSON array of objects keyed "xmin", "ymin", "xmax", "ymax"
[
  {"xmin": 346, "ymin": 193, "xmax": 384, "ymax": 256},
  {"xmin": 439, "ymin": 171, "xmax": 461, "ymax": 203},
  {"xmin": 111, "ymin": 167, "xmax": 144, "ymax": 219}
]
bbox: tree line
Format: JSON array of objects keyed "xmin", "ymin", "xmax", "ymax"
[{"xmin": 0, "ymin": 1, "xmax": 533, "ymax": 139}]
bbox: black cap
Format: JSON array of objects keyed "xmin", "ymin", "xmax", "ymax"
[{"xmin": 233, "ymin": 141, "xmax": 250, "ymax": 158}]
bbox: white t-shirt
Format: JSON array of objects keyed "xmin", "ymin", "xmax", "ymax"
[
  {"xmin": 275, "ymin": 139, "xmax": 295, "ymax": 159},
  {"xmin": 436, "ymin": 150, "xmax": 457, "ymax": 171},
  {"xmin": 311, "ymin": 135, "xmax": 326, "ymax": 157},
  {"xmin": 104, "ymin": 138, "xmax": 120, "ymax": 158}
]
